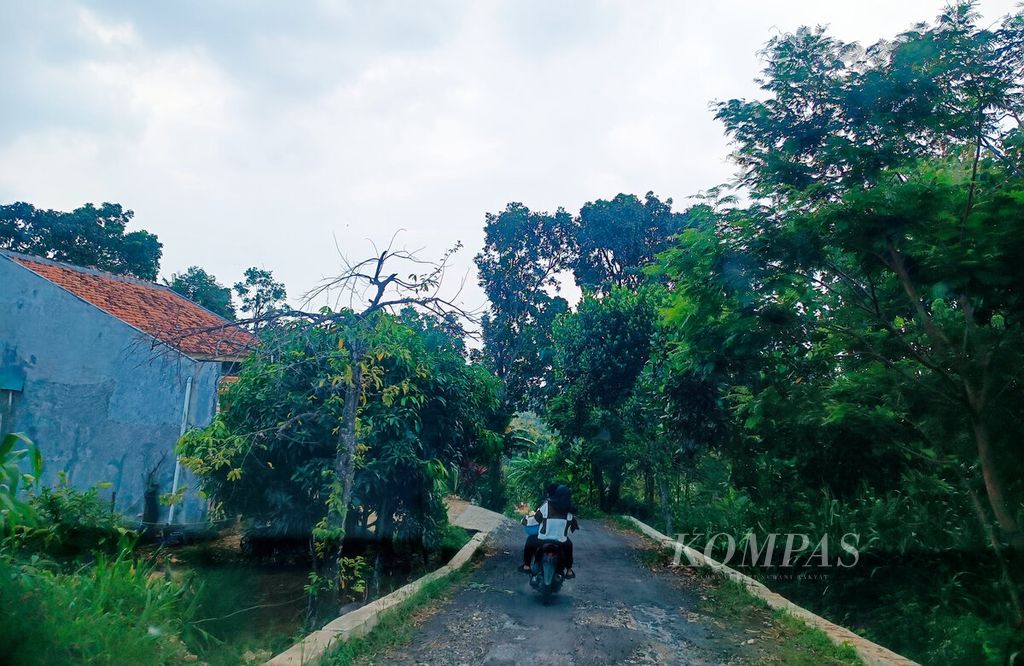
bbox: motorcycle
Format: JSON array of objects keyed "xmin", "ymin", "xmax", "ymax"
[{"xmin": 529, "ymin": 540, "xmax": 566, "ymax": 601}]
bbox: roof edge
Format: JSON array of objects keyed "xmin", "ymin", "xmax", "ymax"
[
  {"xmin": 0, "ymin": 250, "xmax": 206, "ymax": 362},
  {"xmin": 0, "ymin": 249, "xmax": 178, "ymax": 292}
]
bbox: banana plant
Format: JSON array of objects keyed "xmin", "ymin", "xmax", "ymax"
[{"xmin": 0, "ymin": 432, "xmax": 43, "ymax": 532}]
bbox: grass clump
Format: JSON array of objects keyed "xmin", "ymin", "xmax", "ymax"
[
  {"xmin": 436, "ymin": 523, "xmax": 471, "ymax": 553},
  {"xmin": 696, "ymin": 576, "xmax": 862, "ymax": 666},
  {"xmin": 0, "ymin": 437, "xmax": 199, "ymax": 665},
  {"xmin": 0, "ymin": 548, "xmax": 197, "ymax": 665},
  {"xmin": 769, "ymin": 611, "xmax": 862, "ymax": 665}
]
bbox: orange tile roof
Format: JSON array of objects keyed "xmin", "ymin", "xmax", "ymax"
[{"xmin": 8, "ymin": 253, "xmax": 254, "ymax": 360}]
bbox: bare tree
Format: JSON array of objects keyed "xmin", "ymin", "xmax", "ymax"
[
  {"xmin": 159, "ymin": 236, "xmax": 477, "ymax": 615},
  {"xmin": 299, "ymin": 239, "xmax": 475, "ymax": 611}
]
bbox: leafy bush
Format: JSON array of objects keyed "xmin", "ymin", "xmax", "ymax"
[
  {"xmin": 337, "ymin": 555, "xmax": 370, "ymax": 603},
  {"xmin": 864, "ymin": 583, "xmax": 1022, "ymax": 666},
  {"xmin": 504, "ymin": 443, "xmax": 563, "ymax": 507},
  {"xmin": 0, "ymin": 434, "xmax": 199, "ymax": 665},
  {"xmin": 179, "ymin": 310, "xmax": 508, "ymax": 550},
  {"xmin": 15, "ymin": 474, "xmax": 132, "ymax": 558}
]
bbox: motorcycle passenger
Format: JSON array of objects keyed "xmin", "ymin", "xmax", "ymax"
[
  {"xmin": 533, "ymin": 484, "xmax": 578, "ymax": 578},
  {"xmin": 519, "ymin": 483, "xmax": 558, "ymax": 573}
]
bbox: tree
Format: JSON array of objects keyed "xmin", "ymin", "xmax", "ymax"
[
  {"xmin": 547, "ymin": 287, "xmax": 658, "ymax": 510},
  {"xmin": 180, "ymin": 241, "xmax": 482, "ymax": 619},
  {"xmin": 303, "ymin": 244, "xmax": 478, "ymax": 601},
  {"xmin": 573, "ymin": 192, "xmax": 687, "ymax": 292},
  {"xmin": 166, "ymin": 266, "xmax": 236, "ymax": 320},
  {"xmin": 475, "ymin": 203, "xmax": 575, "ymax": 410},
  {"xmin": 233, "ymin": 267, "xmax": 287, "ymax": 324},
  {"xmin": 714, "ymin": 2, "xmax": 1023, "ymax": 202},
  {"xmin": 0, "ymin": 202, "xmax": 162, "ymax": 280},
  {"xmin": 178, "ymin": 309, "xmax": 504, "ymax": 545},
  {"xmin": 710, "ymin": 1, "xmax": 1024, "ymax": 552},
  {"xmin": 649, "ymin": 4, "xmax": 1024, "ymax": 641}
]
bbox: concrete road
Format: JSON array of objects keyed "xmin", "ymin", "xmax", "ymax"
[{"xmin": 372, "ymin": 520, "xmax": 776, "ymax": 665}]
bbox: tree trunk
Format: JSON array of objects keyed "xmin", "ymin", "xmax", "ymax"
[
  {"xmin": 967, "ymin": 483, "xmax": 1023, "ymax": 627},
  {"xmin": 608, "ymin": 473, "xmax": 622, "ymax": 510},
  {"xmin": 644, "ymin": 469, "xmax": 654, "ymax": 509},
  {"xmin": 371, "ymin": 552, "xmax": 382, "ymax": 602},
  {"xmin": 316, "ymin": 344, "xmax": 365, "ymax": 617},
  {"xmin": 972, "ymin": 414, "xmax": 1024, "ymax": 551},
  {"xmin": 592, "ymin": 463, "xmax": 607, "ymax": 512},
  {"xmin": 376, "ymin": 498, "xmax": 391, "ymax": 543},
  {"xmin": 657, "ymin": 475, "xmax": 674, "ymax": 537}
]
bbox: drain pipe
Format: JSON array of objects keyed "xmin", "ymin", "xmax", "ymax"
[
  {"xmin": 0, "ymin": 391, "xmax": 11, "ymax": 434},
  {"xmin": 167, "ymin": 376, "xmax": 193, "ymax": 525}
]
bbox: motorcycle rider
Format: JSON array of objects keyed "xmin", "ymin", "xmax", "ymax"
[
  {"xmin": 533, "ymin": 484, "xmax": 578, "ymax": 578},
  {"xmin": 519, "ymin": 483, "xmax": 558, "ymax": 573}
]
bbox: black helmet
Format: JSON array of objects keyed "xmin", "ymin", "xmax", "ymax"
[{"xmin": 550, "ymin": 485, "xmax": 572, "ymax": 513}]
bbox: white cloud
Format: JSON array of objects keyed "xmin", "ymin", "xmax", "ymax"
[
  {"xmin": 1, "ymin": 0, "xmax": 1020, "ymax": 315},
  {"xmin": 76, "ymin": 7, "xmax": 137, "ymax": 47}
]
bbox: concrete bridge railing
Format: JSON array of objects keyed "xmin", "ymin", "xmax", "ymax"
[
  {"xmin": 621, "ymin": 515, "xmax": 919, "ymax": 666},
  {"xmin": 265, "ymin": 499, "xmax": 508, "ymax": 665}
]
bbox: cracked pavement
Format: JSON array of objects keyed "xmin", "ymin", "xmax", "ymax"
[{"xmin": 368, "ymin": 520, "xmax": 786, "ymax": 665}]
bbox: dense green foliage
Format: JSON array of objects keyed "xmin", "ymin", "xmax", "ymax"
[
  {"xmin": 474, "ymin": 193, "xmax": 682, "ymax": 409},
  {"xmin": 482, "ymin": 4, "xmax": 1024, "ymax": 663},
  {"xmin": 475, "ymin": 203, "xmax": 574, "ymax": 410},
  {"xmin": 0, "ymin": 432, "xmax": 42, "ymax": 532},
  {"xmin": 0, "ymin": 550, "xmax": 195, "ymax": 665},
  {"xmin": 547, "ymin": 287, "xmax": 659, "ymax": 511},
  {"xmin": 178, "ymin": 309, "xmax": 506, "ymax": 548},
  {"xmin": 166, "ymin": 265, "xmax": 237, "ymax": 320},
  {"xmin": 572, "ymin": 193, "xmax": 687, "ymax": 293},
  {"xmin": 0, "ymin": 202, "xmax": 162, "ymax": 279},
  {"xmin": 1, "ymin": 438, "xmax": 200, "ymax": 665},
  {"xmin": 16, "ymin": 475, "xmax": 131, "ymax": 558}
]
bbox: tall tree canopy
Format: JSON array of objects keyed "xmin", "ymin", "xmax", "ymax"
[
  {"xmin": 475, "ymin": 203, "xmax": 575, "ymax": 410},
  {"xmin": 714, "ymin": 2, "xmax": 1024, "ymax": 200},
  {"xmin": 703, "ymin": 0, "xmax": 1024, "ymax": 550},
  {"xmin": 474, "ymin": 193, "xmax": 686, "ymax": 411},
  {"xmin": 647, "ymin": 3, "xmax": 1024, "ymax": 657},
  {"xmin": 166, "ymin": 266, "xmax": 236, "ymax": 320},
  {"xmin": 0, "ymin": 202, "xmax": 162, "ymax": 280},
  {"xmin": 573, "ymin": 192, "xmax": 687, "ymax": 292},
  {"xmin": 234, "ymin": 267, "xmax": 287, "ymax": 322}
]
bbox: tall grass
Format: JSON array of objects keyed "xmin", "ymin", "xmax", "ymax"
[{"xmin": 0, "ymin": 549, "xmax": 197, "ymax": 665}]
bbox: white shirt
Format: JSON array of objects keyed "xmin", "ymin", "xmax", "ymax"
[{"xmin": 535, "ymin": 501, "xmax": 574, "ymax": 543}]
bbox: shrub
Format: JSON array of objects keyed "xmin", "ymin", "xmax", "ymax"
[
  {"xmin": 436, "ymin": 524, "xmax": 470, "ymax": 556},
  {"xmin": 504, "ymin": 443, "xmax": 565, "ymax": 506},
  {"xmin": 16, "ymin": 474, "xmax": 133, "ymax": 558}
]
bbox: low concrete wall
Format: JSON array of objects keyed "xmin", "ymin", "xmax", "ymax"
[
  {"xmin": 621, "ymin": 516, "xmax": 918, "ymax": 666},
  {"xmin": 266, "ymin": 503, "xmax": 506, "ymax": 666}
]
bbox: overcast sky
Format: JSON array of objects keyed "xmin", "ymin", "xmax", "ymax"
[{"xmin": 1, "ymin": 0, "xmax": 1019, "ymax": 312}]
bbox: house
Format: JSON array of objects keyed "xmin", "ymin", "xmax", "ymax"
[{"xmin": 0, "ymin": 250, "xmax": 254, "ymax": 527}]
